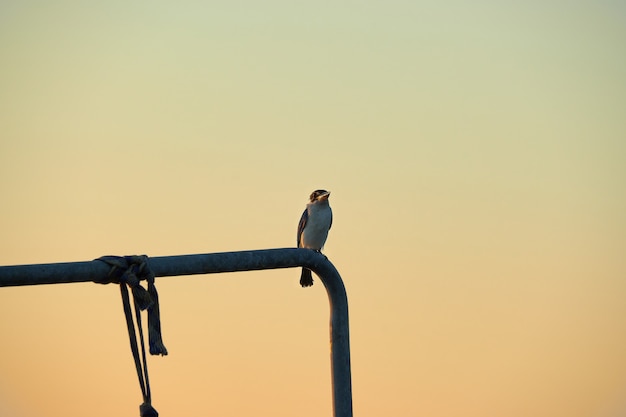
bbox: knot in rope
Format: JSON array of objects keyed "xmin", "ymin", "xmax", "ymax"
[
  {"xmin": 95, "ymin": 255, "xmax": 168, "ymax": 417},
  {"xmin": 96, "ymin": 255, "xmax": 168, "ymax": 356},
  {"xmin": 140, "ymin": 402, "xmax": 160, "ymax": 417}
]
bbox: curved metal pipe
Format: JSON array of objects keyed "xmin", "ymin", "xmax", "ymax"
[{"xmin": 0, "ymin": 248, "xmax": 353, "ymax": 417}]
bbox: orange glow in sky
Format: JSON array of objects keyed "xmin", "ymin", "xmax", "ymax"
[{"xmin": 1, "ymin": 1, "xmax": 625, "ymax": 416}]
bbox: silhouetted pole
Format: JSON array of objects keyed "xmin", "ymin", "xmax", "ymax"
[{"xmin": 0, "ymin": 248, "xmax": 353, "ymax": 417}]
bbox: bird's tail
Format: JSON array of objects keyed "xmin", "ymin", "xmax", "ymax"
[{"xmin": 300, "ymin": 268, "xmax": 313, "ymax": 287}]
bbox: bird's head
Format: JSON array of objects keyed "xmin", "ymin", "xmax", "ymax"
[{"xmin": 309, "ymin": 189, "xmax": 331, "ymax": 202}]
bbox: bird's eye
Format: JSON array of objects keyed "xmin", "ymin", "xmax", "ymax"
[{"xmin": 310, "ymin": 189, "xmax": 327, "ymax": 201}]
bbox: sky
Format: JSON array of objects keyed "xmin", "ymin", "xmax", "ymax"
[{"xmin": 1, "ymin": 1, "xmax": 625, "ymax": 416}]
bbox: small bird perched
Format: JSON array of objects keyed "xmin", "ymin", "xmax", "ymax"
[{"xmin": 297, "ymin": 189, "xmax": 333, "ymax": 287}]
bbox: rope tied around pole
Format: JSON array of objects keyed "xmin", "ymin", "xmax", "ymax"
[{"xmin": 95, "ymin": 255, "xmax": 167, "ymax": 417}]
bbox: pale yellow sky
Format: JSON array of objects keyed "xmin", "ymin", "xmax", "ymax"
[{"xmin": 1, "ymin": 1, "xmax": 625, "ymax": 417}]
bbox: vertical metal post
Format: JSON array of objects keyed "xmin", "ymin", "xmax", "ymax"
[
  {"xmin": 314, "ymin": 260, "xmax": 353, "ymax": 417},
  {"xmin": 0, "ymin": 248, "xmax": 353, "ymax": 417}
]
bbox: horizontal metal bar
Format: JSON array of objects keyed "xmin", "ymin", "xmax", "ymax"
[
  {"xmin": 0, "ymin": 247, "xmax": 353, "ymax": 417},
  {"xmin": 0, "ymin": 248, "xmax": 322, "ymax": 286}
]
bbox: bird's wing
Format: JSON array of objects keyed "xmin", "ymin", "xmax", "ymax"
[{"xmin": 297, "ymin": 208, "xmax": 308, "ymax": 247}]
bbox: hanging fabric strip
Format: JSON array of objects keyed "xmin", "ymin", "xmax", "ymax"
[{"xmin": 95, "ymin": 255, "xmax": 167, "ymax": 417}]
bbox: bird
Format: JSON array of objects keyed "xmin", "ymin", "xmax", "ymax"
[{"xmin": 297, "ymin": 189, "xmax": 333, "ymax": 287}]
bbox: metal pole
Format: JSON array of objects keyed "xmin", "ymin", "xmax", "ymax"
[{"xmin": 0, "ymin": 248, "xmax": 353, "ymax": 417}]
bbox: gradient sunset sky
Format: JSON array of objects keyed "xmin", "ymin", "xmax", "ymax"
[{"xmin": 1, "ymin": 1, "xmax": 625, "ymax": 416}]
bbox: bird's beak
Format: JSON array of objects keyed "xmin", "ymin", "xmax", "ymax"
[{"xmin": 320, "ymin": 191, "xmax": 331, "ymax": 200}]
